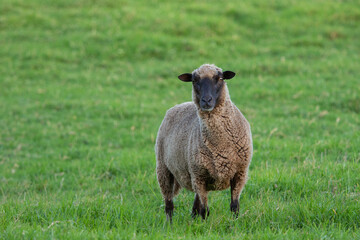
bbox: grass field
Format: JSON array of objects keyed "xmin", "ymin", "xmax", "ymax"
[{"xmin": 1, "ymin": 0, "xmax": 360, "ymax": 239}]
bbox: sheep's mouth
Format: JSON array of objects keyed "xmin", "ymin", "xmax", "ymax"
[{"xmin": 200, "ymin": 105, "xmax": 214, "ymax": 112}]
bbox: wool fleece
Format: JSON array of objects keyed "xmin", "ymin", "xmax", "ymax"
[{"xmin": 155, "ymin": 64, "xmax": 253, "ymax": 221}]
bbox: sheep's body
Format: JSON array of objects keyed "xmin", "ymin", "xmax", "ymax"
[{"xmin": 156, "ymin": 64, "xmax": 253, "ymax": 221}]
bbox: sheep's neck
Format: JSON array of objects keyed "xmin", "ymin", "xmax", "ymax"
[
  {"xmin": 199, "ymin": 103, "xmax": 236, "ymax": 147},
  {"xmin": 198, "ymin": 98, "xmax": 230, "ymax": 133}
]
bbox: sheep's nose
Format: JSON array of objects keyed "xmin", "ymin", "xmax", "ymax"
[{"xmin": 201, "ymin": 96, "xmax": 213, "ymax": 103}]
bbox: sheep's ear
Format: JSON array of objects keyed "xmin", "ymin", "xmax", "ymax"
[
  {"xmin": 223, "ymin": 71, "xmax": 236, "ymax": 80},
  {"xmin": 178, "ymin": 73, "xmax": 192, "ymax": 82}
]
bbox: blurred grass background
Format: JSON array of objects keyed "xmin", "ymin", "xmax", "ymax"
[{"xmin": 0, "ymin": 0, "xmax": 359, "ymax": 239}]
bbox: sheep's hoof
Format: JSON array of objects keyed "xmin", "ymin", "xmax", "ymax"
[
  {"xmin": 191, "ymin": 209, "xmax": 198, "ymax": 219},
  {"xmin": 165, "ymin": 199, "xmax": 174, "ymax": 223},
  {"xmin": 191, "ymin": 194, "xmax": 201, "ymax": 218},
  {"xmin": 192, "ymin": 206, "xmax": 209, "ymax": 219},
  {"xmin": 230, "ymin": 199, "xmax": 239, "ymax": 218},
  {"xmin": 191, "ymin": 207, "xmax": 202, "ymax": 219},
  {"xmin": 199, "ymin": 206, "xmax": 210, "ymax": 220}
]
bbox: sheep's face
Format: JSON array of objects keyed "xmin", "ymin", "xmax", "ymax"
[
  {"xmin": 192, "ymin": 73, "xmax": 224, "ymax": 112},
  {"xmin": 178, "ymin": 65, "xmax": 235, "ymax": 112}
]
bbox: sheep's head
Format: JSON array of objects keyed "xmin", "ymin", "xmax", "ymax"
[{"xmin": 178, "ymin": 64, "xmax": 235, "ymax": 112}]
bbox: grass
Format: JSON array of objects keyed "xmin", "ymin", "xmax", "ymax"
[{"xmin": 1, "ymin": 0, "xmax": 360, "ymax": 239}]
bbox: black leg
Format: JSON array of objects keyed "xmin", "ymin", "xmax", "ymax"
[
  {"xmin": 230, "ymin": 171, "xmax": 247, "ymax": 218},
  {"xmin": 192, "ymin": 194, "xmax": 210, "ymax": 219},
  {"xmin": 165, "ymin": 199, "xmax": 174, "ymax": 223},
  {"xmin": 199, "ymin": 205, "xmax": 210, "ymax": 220},
  {"xmin": 230, "ymin": 199, "xmax": 239, "ymax": 217},
  {"xmin": 191, "ymin": 194, "xmax": 201, "ymax": 218}
]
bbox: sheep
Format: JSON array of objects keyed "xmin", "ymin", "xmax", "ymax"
[{"xmin": 155, "ymin": 64, "xmax": 253, "ymax": 222}]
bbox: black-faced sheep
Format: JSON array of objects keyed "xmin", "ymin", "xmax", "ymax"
[{"xmin": 155, "ymin": 64, "xmax": 253, "ymax": 222}]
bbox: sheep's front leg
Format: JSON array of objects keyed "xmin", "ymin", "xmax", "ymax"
[
  {"xmin": 193, "ymin": 182, "xmax": 209, "ymax": 219},
  {"xmin": 230, "ymin": 171, "xmax": 247, "ymax": 217},
  {"xmin": 191, "ymin": 193, "xmax": 201, "ymax": 218}
]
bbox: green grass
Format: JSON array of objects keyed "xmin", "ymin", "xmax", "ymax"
[{"xmin": 1, "ymin": 0, "xmax": 360, "ymax": 239}]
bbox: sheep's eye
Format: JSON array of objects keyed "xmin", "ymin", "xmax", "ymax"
[
  {"xmin": 214, "ymin": 77, "xmax": 221, "ymax": 84},
  {"xmin": 193, "ymin": 81, "xmax": 201, "ymax": 90},
  {"xmin": 214, "ymin": 75, "xmax": 221, "ymax": 81}
]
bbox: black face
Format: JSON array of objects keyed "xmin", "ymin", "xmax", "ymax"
[
  {"xmin": 178, "ymin": 70, "xmax": 236, "ymax": 112},
  {"xmin": 192, "ymin": 73, "xmax": 224, "ymax": 111}
]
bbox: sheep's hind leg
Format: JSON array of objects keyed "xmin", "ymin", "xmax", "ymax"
[
  {"xmin": 165, "ymin": 198, "xmax": 174, "ymax": 222},
  {"xmin": 230, "ymin": 171, "xmax": 247, "ymax": 217},
  {"xmin": 157, "ymin": 164, "xmax": 175, "ymax": 222},
  {"xmin": 173, "ymin": 179, "xmax": 181, "ymax": 197}
]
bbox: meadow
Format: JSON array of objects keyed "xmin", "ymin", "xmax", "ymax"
[{"xmin": 1, "ymin": 0, "xmax": 360, "ymax": 239}]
